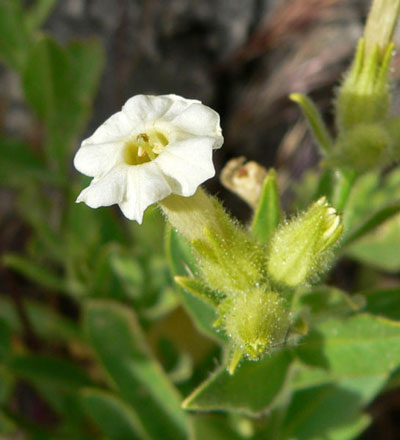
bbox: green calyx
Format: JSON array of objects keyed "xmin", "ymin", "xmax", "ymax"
[
  {"xmin": 266, "ymin": 197, "xmax": 343, "ymax": 288},
  {"xmin": 219, "ymin": 289, "xmax": 290, "ymax": 363},
  {"xmin": 335, "ymin": 39, "xmax": 393, "ymax": 133}
]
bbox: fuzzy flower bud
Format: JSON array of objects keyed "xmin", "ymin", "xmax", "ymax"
[
  {"xmin": 219, "ymin": 289, "xmax": 290, "ymax": 361},
  {"xmin": 266, "ymin": 197, "xmax": 343, "ymax": 287}
]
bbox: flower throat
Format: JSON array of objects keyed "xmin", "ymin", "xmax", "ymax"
[{"xmin": 123, "ymin": 131, "xmax": 168, "ymax": 165}]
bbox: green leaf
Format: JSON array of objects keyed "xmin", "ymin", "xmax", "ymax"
[
  {"xmin": 290, "ymin": 93, "xmax": 333, "ymax": 154},
  {"xmin": 81, "ymin": 389, "xmax": 151, "ymax": 440},
  {"xmin": 189, "ymin": 414, "xmax": 245, "ymax": 440},
  {"xmin": 85, "ymin": 300, "xmax": 189, "ymax": 440},
  {"xmin": 296, "ymin": 314, "xmax": 400, "ymax": 378},
  {"xmin": 0, "ymin": 296, "xmax": 81, "ymax": 342},
  {"xmin": 342, "ymin": 202, "xmax": 400, "ymax": 247},
  {"xmin": 0, "ymin": 319, "xmax": 10, "ymax": 361},
  {"xmin": 9, "ymin": 355, "xmax": 93, "ymax": 391},
  {"xmin": 25, "ymin": 0, "xmax": 57, "ymax": 32},
  {"xmin": 0, "ymin": 410, "xmax": 17, "ymax": 435},
  {"xmin": 362, "ymin": 287, "xmax": 400, "ymax": 320},
  {"xmin": 174, "ymin": 276, "xmax": 223, "ymax": 307},
  {"xmin": 280, "ymin": 384, "xmax": 372, "ymax": 440},
  {"xmin": 23, "ymin": 36, "xmax": 103, "ymax": 169},
  {"xmin": 3, "ymin": 253, "xmax": 65, "ymax": 292},
  {"xmin": 166, "ymin": 228, "xmax": 224, "ymax": 343},
  {"xmin": 183, "ymin": 349, "xmax": 293, "ymax": 415},
  {"xmin": 344, "ymin": 214, "xmax": 400, "ymax": 272},
  {"xmin": 0, "ymin": 0, "xmax": 31, "ymax": 71},
  {"xmin": 251, "ymin": 169, "xmax": 281, "ymax": 244}
]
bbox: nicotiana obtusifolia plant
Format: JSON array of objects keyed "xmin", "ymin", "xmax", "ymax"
[{"xmin": 3, "ymin": 0, "xmax": 400, "ymax": 438}]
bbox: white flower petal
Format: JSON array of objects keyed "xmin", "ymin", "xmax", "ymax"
[
  {"xmin": 74, "ymin": 141, "xmax": 124, "ymax": 177},
  {"xmin": 76, "ymin": 165, "xmax": 128, "ymax": 208},
  {"xmin": 156, "ymin": 137, "xmax": 215, "ymax": 197},
  {"xmin": 167, "ymin": 103, "xmax": 223, "ymax": 148},
  {"xmin": 83, "ymin": 110, "xmax": 134, "ymax": 144},
  {"xmin": 119, "ymin": 162, "xmax": 172, "ymax": 223}
]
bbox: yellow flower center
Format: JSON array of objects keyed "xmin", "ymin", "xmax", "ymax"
[{"xmin": 123, "ymin": 130, "xmax": 169, "ymax": 165}]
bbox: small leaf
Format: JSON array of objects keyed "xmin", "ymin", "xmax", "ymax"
[
  {"xmin": 174, "ymin": 276, "xmax": 223, "ymax": 307},
  {"xmin": 251, "ymin": 169, "xmax": 281, "ymax": 244},
  {"xmin": 81, "ymin": 389, "xmax": 151, "ymax": 440},
  {"xmin": 290, "ymin": 93, "xmax": 333, "ymax": 154},
  {"xmin": 0, "ymin": 0, "xmax": 31, "ymax": 71},
  {"xmin": 3, "ymin": 253, "xmax": 65, "ymax": 292},
  {"xmin": 183, "ymin": 349, "xmax": 293, "ymax": 415},
  {"xmin": 85, "ymin": 300, "xmax": 189, "ymax": 440},
  {"xmin": 166, "ymin": 228, "xmax": 224, "ymax": 343},
  {"xmin": 9, "ymin": 355, "xmax": 93, "ymax": 391}
]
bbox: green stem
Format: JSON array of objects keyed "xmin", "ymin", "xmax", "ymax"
[{"xmin": 333, "ymin": 169, "xmax": 357, "ymax": 212}]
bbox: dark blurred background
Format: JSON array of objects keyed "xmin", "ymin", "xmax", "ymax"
[{"xmin": 2, "ymin": 1, "xmax": 400, "ymax": 438}]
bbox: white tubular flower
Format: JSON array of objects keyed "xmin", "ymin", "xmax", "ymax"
[{"xmin": 74, "ymin": 94, "xmax": 223, "ymax": 223}]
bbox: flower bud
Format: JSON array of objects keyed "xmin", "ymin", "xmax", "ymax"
[
  {"xmin": 220, "ymin": 289, "xmax": 290, "ymax": 361},
  {"xmin": 335, "ymin": 39, "xmax": 393, "ymax": 133},
  {"xmin": 266, "ymin": 197, "xmax": 343, "ymax": 287},
  {"xmin": 325, "ymin": 123, "xmax": 392, "ymax": 172}
]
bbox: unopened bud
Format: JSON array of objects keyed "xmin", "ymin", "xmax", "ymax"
[
  {"xmin": 220, "ymin": 289, "xmax": 290, "ymax": 360},
  {"xmin": 267, "ymin": 197, "xmax": 343, "ymax": 287}
]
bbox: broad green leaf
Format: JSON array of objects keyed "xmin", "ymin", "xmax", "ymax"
[
  {"xmin": 296, "ymin": 314, "xmax": 400, "ymax": 378},
  {"xmin": 0, "ymin": 0, "xmax": 31, "ymax": 71},
  {"xmin": 189, "ymin": 414, "xmax": 245, "ymax": 440},
  {"xmin": 344, "ymin": 215, "xmax": 400, "ymax": 272},
  {"xmin": 0, "ymin": 410, "xmax": 16, "ymax": 435},
  {"xmin": 290, "ymin": 93, "xmax": 333, "ymax": 154},
  {"xmin": 362, "ymin": 287, "xmax": 400, "ymax": 320},
  {"xmin": 251, "ymin": 169, "xmax": 281, "ymax": 244},
  {"xmin": 9, "ymin": 355, "xmax": 93, "ymax": 391},
  {"xmin": 0, "ymin": 297, "xmax": 81, "ymax": 342},
  {"xmin": 310, "ymin": 413, "xmax": 371, "ymax": 440},
  {"xmin": 280, "ymin": 383, "xmax": 372, "ymax": 440},
  {"xmin": 183, "ymin": 349, "xmax": 293, "ymax": 415},
  {"xmin": 166, "ymin": 228, "xmax": 224, "ymax": 343},
  {"xmin": 3, "ymin": 253, "xmax": 65, "ymax": 292},
  {"xmin": 342, "ymin": 202, "xmax": 400, "ymax": 247},
  {"xmin": 85, "ymin": 300, "xmax": 189, "ymax": 440},
  {"xmin": 293, "ymin": 287, "xmax": 364, "ymax": 321},
  {"xmin": 81, "ymin": 389, "xmax": 151, "ymax": 440}
]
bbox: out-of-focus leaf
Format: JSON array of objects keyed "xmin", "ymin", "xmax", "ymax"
[
  {"xmin": 190, "ymin": 414, "xmax": 245, "ymax": 440},
  {"xmin": 0, "ymin": 410, "xmax": 17, "ymax": 436},
  {"xmin": 344, "ymin": 215, "xmax": 400, "ymax": 272},
  {"xmin": 166, "ymin": 228, "xmax": 224, "ymax": 343},
  {"xmin": 85, "ymin": 300, "xmax": 189, "ymax": 440},
  {"xmin": 183, "ymin": 349, "xmax": 293, "ymax": 415},
  {"xmin": 0, "ymin": 0, "xmax": 31, "ymax": 71},
  {"xmin": 0, "ymin": 319, "xmax": 10, "ymax": 361},
  {"xmin": 9, "ymin": 355, "xmax": 93, "ymax": 391},
  {"xmin": 342, "ymin": 202, "xmax": 400, "ymax": 248},
  {"xmin": 0, "ymin": 138, "xmax": 59, "ymax": 186},
  {"xmin": 293, "ymin": 287, "xmax": 364, "ymax": 321},
  {"xmin": 362, "ymin": 287, "xmax": 400, "ymax": 320},
  {"xmin": 297, "ymin": 313, "xmax": 400, "ymax": 375},
  {"xmin": 25, "ymin": 0, "xmax": 57, "ymax": 32},
  {"xmin": 81, "ymin": 389, "xmax": 151, "ymax": 440},
  {"xmin": 0, "ymin": 297, "xmax": 80, "ymax": 342},
  {"xmin": 23, "ymin": 37, "xmax": 103, "ymax": 169},
  {"xmin": 279, "ymin": 384, "xmax": 371, "ymax": 440},
  {"xmin": 3, "ymin": 253, "xmax": 65, "ymax": 292},
  {"xmin": 251, "ymin": 169, "xmax": 281, "ymax": 244}
]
